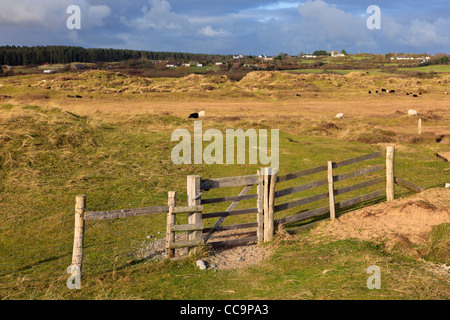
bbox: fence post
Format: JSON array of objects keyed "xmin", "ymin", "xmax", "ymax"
[
  {"xmin": 327, "ymin": 161, "xmax": 336, "ymax": 221},
  {"xmin": 264, "ymin": 167, "xmax": 277, "ymax": 242},
  {"xmin": 257, "ymin": 169, "xmax": 264, "ymax": 245},
  {"xmin": 165, "ymin": 191, "xmax": 177, "ymax": 258},
  {"xmin": 72, "ymin": 195, "xmax": 86, "ymax": 271},
  {"xmin": 418, "ymin": 118, "xmax": 422, "ymax": 135},
  {"xmin": 187, "ymin": 175, "xmax": 202, "ymax": 254},
  {"xmin": 386, "ymin": 146, "xmax": 395, "ymax": 202}
]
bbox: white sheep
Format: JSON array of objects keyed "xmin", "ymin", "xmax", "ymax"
[
  {"xmin": 198, "ymin": 110, "xmax": 206, "ymax": 117},
  {"xmin": 408, "ymin": 109, "xmax": 418, "ymax": 116},
  {"xmin": 335, "ymin": 113, "xmax": 344, "ymax": 119}
]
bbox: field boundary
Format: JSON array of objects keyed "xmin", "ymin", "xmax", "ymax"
[{"xmin": 70, "ymin": 145, "xmax": 425, "ymax": 281}]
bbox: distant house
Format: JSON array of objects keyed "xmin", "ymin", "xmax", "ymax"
[
  {"xmin": 166, "ymin": 63, "xmax": 179, "ymax": 68},
  {"xmin": 258, "ymin": 54, "xmax": 273, "ymax": 61},
  {"xmin": 330, "ymin": 51, "xmax": 345, "ymax": 58},
  {"xmin": 233, "ymin": 54, "xmax": 244, "ymax": 59},
  {"xmin": 390, "ymin": 56, "xmax": 414, "ymax": 60},
  {"xmin": 43, "ymin": 69, "xmax": 56, "ymax": 74},
  {"xmin": 215, "ymin": 62, "xmax": 226, "ymax": 66},
  {"xmin": 196, "ymin": 64, "xmax": 203, "ymax": 67},
  {"xmin": 302, "ymin": 54, "xmax": 317, "ymax": 59}
]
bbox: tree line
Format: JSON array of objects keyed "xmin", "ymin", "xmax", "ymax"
[{"xmin": 0, "ymin": 45, "xmax": 224, "ymax": 66}]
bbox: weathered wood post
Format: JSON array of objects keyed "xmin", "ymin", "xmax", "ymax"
[
  {"xmin": 257, "ymin": 169, "xmax": 264, "ymax": 245},
  {"xmin": 418, "ymin": 118, "xmax": 422, "ymax": 135},
  {"xmin": 187, "ymin": 175, "xmax": 202, "ymax": 254},
  {"xmin": 165, "ymin": 191, "xmax": 177, "ymax": 258},
  {"xmin": 263, "ymin": 167, "xmax": 277, "ymax": 242},
  {"xmin": 327, "ymin": 161, "xmax": 336, "ymax": 221},
  {"xmin": 72, "ymin": 195, "xmax": 86, "ymax": 271},
  {"xmin": 386, "ymin": 146, "xmax": 395, "ymax": 202}
]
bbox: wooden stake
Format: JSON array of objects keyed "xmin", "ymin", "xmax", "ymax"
[
  {"xmin": 418, "ymin": 118, "xmax": 422, "ymax": 135},
  {"xmin": 257, "ymin": 169, "xmax": 264, "ymax": 245},
  {"xmin": 327, "ymin": 161, "xmax": 336, "ymax": 221},
  {"xmin": 264, "ymin": 168, "xmax": 277, "ymax": 242},
  {"xmin": 72, "ymin": 195, "xmax": 86, "ymax": 271},
  {"xmin": 386, "ymin": 146, "xmax": 395, "ymax": 202},
  {"xmin": 165, "ymin": 191, "xmax": 176, "ymax": 258},
  {"xmin": 187, "ymin": 175, "xmax": 202, "ymax": 254},
  {"xmin": 268, "ymin": 168, "xmax": 277, "ymax": 242},
  {"xmin": 263, "ymin": 168, "xmax": 270, "ymax": 242}
]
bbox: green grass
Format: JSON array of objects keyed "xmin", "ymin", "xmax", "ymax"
[
  {"xmin": 399, "ymin": 65, "xmax": 450, "ymax": 73},
  {"xmin": 0, "ymin": 103, "xmax": 448, "ymax": 300}
]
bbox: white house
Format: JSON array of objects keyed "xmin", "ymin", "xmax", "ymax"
[
  {"xmin": 233, "ymin": 54, "xmax": 244, "ymax": 59},
  {"xmin": 330, "ymin": 51, "xmax": 345, "ymax": 58},
  {"xmin": 258, "ymin": 54, "xmax": 273, "ymax": 61}
]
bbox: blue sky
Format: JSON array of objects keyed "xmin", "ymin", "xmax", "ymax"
[{"xmin": 0, "ymin": 0, "xmax": 449, "ymax": 55}]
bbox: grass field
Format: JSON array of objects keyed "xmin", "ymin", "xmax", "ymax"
[
  {"xmin": 399, "ymin": 65, "xmax": 450, "ymax": 73},
  {"xmin": 0, "ymin": 69, "xmax": 449, "ymax": 300}
]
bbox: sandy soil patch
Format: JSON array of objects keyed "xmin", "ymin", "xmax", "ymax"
[{"xmin": 311, "ymin": 188, "xmax": 450, "ymax": 251}]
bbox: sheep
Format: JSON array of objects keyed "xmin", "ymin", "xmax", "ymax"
[
  {"xmin": 368, "ymin": 91, "xmax": 371, "ymax": 94},
  {"xmin": 408, "ymin": 109, "xmax": 418, "ymax": 116},
  {"xmin": 412, "ymin": 94, "xmax": 418, "ymax": 97},
  {"xmin": 198, "ymin": 110, "xmax": 206, "ymax": 117},
  {"xmin": 335, "ymin": 113, "xmax": 344, "ymax": 119},
  {"xmin": 188, "ymin": 112, "xmax": 199, "ymax": 119},
  {"xmin": 390, "ymin": 90, "xmax": 395, "ymax": 93},
  {"xmin": 445, "ymin": 89, "xmax": 448, "ymax": 95},
  {"xmin": 381, "ymin": 88, "xmax": 387, "ymax": 92}
]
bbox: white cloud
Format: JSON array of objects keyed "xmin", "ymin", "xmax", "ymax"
[
  {"xmin": 124, "ymin": 0, "xmax": 190, "ymax": 30},
  {"xmin": 86, "ymin": 5, "xmax": 112, "ymax": 28},
  {"xmin": 198, "ymin": 25, "xmax": 230, "ymax": 37},
  {"xmin": 0, "ymin": 0, "xmax": 111, "ymax": 30},
  {"xmin": 382, "ymin": 16, "xmax": 450, "ymax": 48},
  {"xmin": 298, "ymin": 0, "xmax": 369, "ymax": 42}
]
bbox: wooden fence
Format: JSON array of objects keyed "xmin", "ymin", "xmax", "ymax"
[
  {"xmin": 70, "ymin": 145, "xmax": 426, "ymax": 278},
  {"xmin": 197, "ymin": 149, "xmax": 386, "ymax": 246}
]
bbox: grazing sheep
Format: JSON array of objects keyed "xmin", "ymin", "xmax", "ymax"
[
  {"xmin": 188, "ymin": 112, "xmax": 199, "ymax": 119},
  {"xmin": 413, "ymin": 94, "xmax": 418, "ymax": 97},
  {"xmin": 408, "ymin": 109, "xmax": 418, "ymax": 116},
  {"xmin": 76, "ymin": 95, "xmax": 82, "ymax": 98},
  {"xmin": 368, "ymin": 91, "xmax": 371, "ymax": 94},
  {"xmin": 335, "ymin": 113, "xmax": 344, "ymax": 119},
  {"xmin": 198, "ymin": 110, "xmax": 206, "ymax": 117},
  {"xmin": 381, "ymin": 88, "xmax": 387, "ymax": 92},
  {"xmin": 406, "ymin": 93, "xmax": 410, "ymax": 95},
  {"xmin": 390, "ymin": 90, "xmax": 395, "ymax": 93}
]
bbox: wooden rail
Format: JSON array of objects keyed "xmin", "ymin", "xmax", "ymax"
[{"xmin": 85, "ymin": 205, "xmax": 169, "ymax": 220}]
